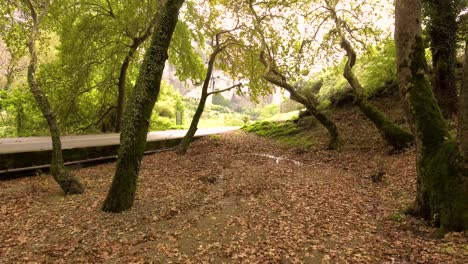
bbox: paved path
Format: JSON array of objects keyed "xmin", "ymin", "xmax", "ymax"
[{"xmin": 0, "ymin": 127, "xmax": 239, "ymax": 154}]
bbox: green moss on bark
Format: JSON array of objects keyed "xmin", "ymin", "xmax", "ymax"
[
  {"xmin": 102, "ymin": 0, "xmax": 185, "ymax": 213},
  {"xmin": 403, "ymin": 36, "xmax": 467, "ymax": 231},
  {"xmin": 418, "ymin": 141, "xmax": 468, "ymax": 231},
  {"xmin": 357, "ymin": 99, "xmax": 414, "ymax": 150}
]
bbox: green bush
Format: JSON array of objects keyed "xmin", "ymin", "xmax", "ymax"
[
  {"xmin": 212, "ymin": 94, "xmax": 232, "ymax": 108},
  {"xmin": 260, "ymin": 103, "xmax": 280, "ymax": 119}
]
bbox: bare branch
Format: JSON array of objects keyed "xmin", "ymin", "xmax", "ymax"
[{"xmin": 207, "ymin": 83, "xmax": 242, "ymax": 96}]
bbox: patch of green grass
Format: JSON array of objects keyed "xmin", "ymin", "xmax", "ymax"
[
  {"xmin": 242, "ymin": 120, "xmax": 314, "ymax": 148},
  {"xmin": 388, "ymin": 212, "xmax": 407, "ymax": 222}
]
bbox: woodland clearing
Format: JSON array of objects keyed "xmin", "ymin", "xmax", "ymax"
[{"xmin": 0, "ymin": 98, "xmax": 467, "ymax": 263}]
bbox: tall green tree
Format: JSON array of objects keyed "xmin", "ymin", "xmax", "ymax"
[
  {"xmin": 395, "ymin": 0, "xmax": 467, "ymax": 231},
  {"xmin": 102, "ymin": 0, "xmax": 185, "ymax": 213}
]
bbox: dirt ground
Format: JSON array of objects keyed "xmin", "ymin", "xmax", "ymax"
[{"xmin": 0, "ymin": 99, "xmax": 467, "ymax": 263}]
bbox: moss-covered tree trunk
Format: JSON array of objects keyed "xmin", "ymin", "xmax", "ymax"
[
  {"xmin": 259, "ymin": 53, "xmax": 339, "ymax": 149},
  {"xmin": 423, "ymin": 0, "xmax": 459, "ymax": 117},
  {"xmin": 395, "ymin": 0, "xmax": 467, "ymax": 231},
  {"xmin": 102, "ymin": 0, "xmax": 185, "ymax": 213},
  {"xmin": 328, "ymin": 10, "xmax": 414, "ymax": 150},
  {"xmin": 115, "ymin": 50, "xmax": 132, "ymax": 133},
  {"xmin": 339, "ymin": 39, "xmax": 414, "ymax": 150},
  {"xmin": 25, "ymin": 0, "xmax": 84, "ymax": 195},
  {"xmin": 263, "ymin": 76, "xmax": 339, "ymax": 149},
  {"xmin": 115, "ymin": 26, "xmax": 155, "ymax": 132}
]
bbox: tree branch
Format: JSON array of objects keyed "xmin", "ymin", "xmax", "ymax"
[{"xmin": 207, "ymin": 83, "xmax": 242, "ymax": 96}]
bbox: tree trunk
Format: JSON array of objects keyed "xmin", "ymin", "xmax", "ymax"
[
  {"xmin": 395, "ymin": 0, "xmax": 467, "ymax": 231},
  {"xmin": 459, "ymin": 41, "xmax": 468, "ymax": 170},
  {"xmin": 259, "ymin": 57, "xmax": 339, "ymax": 149},
  {"xmin": 269, "ymin": 78, "xmax": 339, "ymax": 150},
  {"xmin": 25, "ymin": 0, "xmax": 84, "ymax": 195},
  {"xmin": 115, "ymin": 53, "xmax": 131, "ymax": 133},
  {"xmin": 424, "ymin": 0, "xmax": 458, "ymax": 117},
  {"xmin": 102, "ymin": 0, "xmax": 185, "ymax": 213},
  {"xmin": 115, "ymin": 33, "xmax": 154, "ymax": 132},
  {"xmin": 338, "ymin": 38, "xmax": 414, "ymax": 150},
  {"xmin": 176, "ymin": 52, "xmax": 216, "ymax": 155},
  {"xmin": 16, "ymin": 104, "xmax": 23, "ymax": 136}
]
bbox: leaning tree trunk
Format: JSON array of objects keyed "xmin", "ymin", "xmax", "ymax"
[
  {"xmin": 328, "ymin": 8, "xmax": 413, "ymax": 150},
  {"xmin": 289, "ymin": 89, "xmax": 339, "ymax": 150},
  {"xmin": 265, "ymin": 75, "xmax": 339, "ymax": 150},
  {"xmin": 25, "ymin": 0, "xmax": 84, "ymax": 195},
  {"xmin": 424, "ymin": 0, "xmax": 458, "ymax": 117},
  {"xmin": 176, "ymin": 52, "xmax": 216, "ymax": 155},
  {"xmin": 259, "ymin": 54, "xmax": 339, "ymax": 149},
  {"xmin": 338, "ymin": 36, "xmax": 414, "ymax": 150},
  {"xmin": 102, "ymin": 0, "xmax": 185, "ymax": 213},
  {"xmin": 395, "ymin": 0, "xmax": 467, "ymax": 231}
]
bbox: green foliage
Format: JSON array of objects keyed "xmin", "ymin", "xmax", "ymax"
[
  {"xmin": 280, "ymin": 99, "xmax": 303, "ymax": 113},
  {"xmin": 151, "ymin": 82, "xmax": 185, "ymax": 130},
  {"xmin": 242, "ymin": 120, "xmax": 314, "ymax": 148},
  {"xmin": 318, "ymin": 39, "xmax": 398, "ymax": 102},
  {"xmin": 0, "ymin": 85, "xmax": 48, "ymax": 137},
  {"xmin": 259, "ymin": 103, "xmax": 280, "ymax": 119},
  {"xmin": 389, "ymin": 212, "xmax": 407, "ymax": 222},
  {"xmin": 169, "ymin": 21, "xmax": 206, "ymax": 83},
  {"xmin": 224, "ymin": 114, "xmax": 247, "ymax": 126},
  {"xmin": 212, "ymin": 94, "xmax": 232, "ymax": 108}
]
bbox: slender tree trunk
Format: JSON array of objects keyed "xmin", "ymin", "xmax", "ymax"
[
  {"xmin": 459, "ymin": 41, "xmax": 468, "ymax": 170},
  {"xmin": 16, "ymin": 104, "xmax": 23, "ymax": 136},
  {"xmin": 25, "ymin": 0, "xmax": 84, "ymax": 195},
  {"xmin": 290, "ymin": 90, "xmax": 339, "ymax": 150},
  {"xmin": 424, "ymin": 0, "xmax": 458, "ymax": 117},
  {"xmin": 338, "ymin": 36, "xmax": 414, "ymax": 150},
  {"xmin": 176, "ymin": 53, "xmax": 215, "ymax": 155},
  {"xmin": 115, "ymin": 34, "xmax": 154, "ymax": 132},
  {"xmin": 265, "ymin": 76, "xmax": 339, "ymax": 150},
  {"xmin": 115, "ymin": 52, "xmax": 131, "ymax": 133},
  {"xmin": 395, "ymin": 0, "xmax": 467, "ymax": 231},
  {"xmin": 259, "ymin": 52, "xmax": 339, "ymax": 150},
  {"xmin": 102, "ymin": 0, "xmax": 185, "ymax": 213}
]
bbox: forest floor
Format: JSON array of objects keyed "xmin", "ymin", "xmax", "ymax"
[{"xmin": 0, "ymin": 97, "xmax": 467, "ymax": 263}]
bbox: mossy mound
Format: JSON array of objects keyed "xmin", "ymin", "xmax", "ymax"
[{"xmin": 242, "ymin": 121, "xmax": 314, "ymax": 148}]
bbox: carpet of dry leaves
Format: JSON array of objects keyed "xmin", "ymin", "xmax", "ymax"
[{"xmin": 0, "ymin": 98, "xmax": 467, "ymax": 263}]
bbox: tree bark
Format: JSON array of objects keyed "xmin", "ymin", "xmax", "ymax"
[
  {"xmin": 25, "ymin": 0, "xmax": 84, "ymax": 195},
  {"xmin": 395, "ymin": 0, "xmax": 467, "ymax": 231},
  {"xmin": 424, "ymin": 0, "xmax": 459, "ymax": 117},
  {"xmin": 264, "ymin": 74, "xmax": 339, "ymax": 150},
  {"xmin": 459, "ymin": 41, "xmax": 468, "ymax": 170},
  {"xmin": 176, "ymin": 88, "xmax": 209, "ymax": 155},
  {"xmin": 176, "ymin": 47, "xmax": 217, "ymax": 155},
  {"xmin": 115, "ymin": 24, "xmax": 156, "ymax": 132},
  {"xmin": 338, "ymin": 36, "xmax": 414, "ymax": 150},
  {"xmin": 115, "ymin": 51, "xmax": 131, "ymax": 133},
  {"xmin": 102, "ymin": 0, "xmax": 185, "ymax": 213}
]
